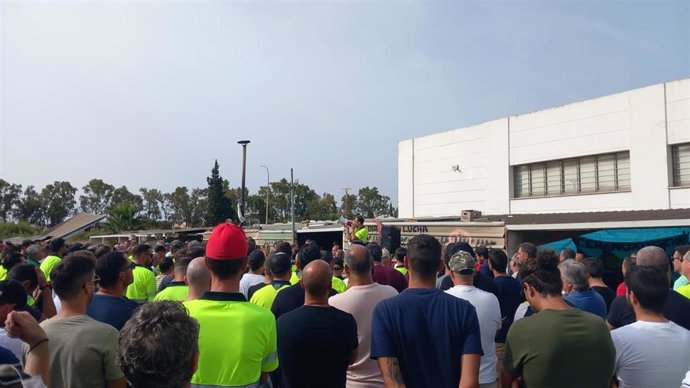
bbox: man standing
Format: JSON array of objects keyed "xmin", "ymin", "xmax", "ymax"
[
  {"xmin": 184, "ymin": 223, "xmax": 277, "ymax": 387},
  {"xmin": 24, "ymin": 244, "xmax": 44, "ymax": 268},
  {"xmin": 583, "ymin": 258, "xmax": 616, "ymax": 311},
  {"xmin": 240, "ymin": 250, "xmax": 267, "ymax": 298},
  {"xmin": 558, "ymin": 260, "xmax": 607, "ymax": 318},
  {"xmin": 250, "ymin": 252, "xmax": 292, "ymax": 309},
  {"xmin": 371, "ymin": 234, "xmax": 482, "ymax": 388},
  {"xmin": 330, "ymin": 245, "xmax": 397, "ymax": 388},
  {"xmin": 39, "ymin": 251, "xmax": 125, "ymax": 388},
  {"xmin": 502, "ymin": 250, "xmax": 615, "ymax": 388},
  {"xmin": 125, "ymin": 244, "xmax": 157, "ymax": 304},
  {"xmin": 675, "ymin": 250, "xmax": 690, "ymax": 298},
  {"xmin": 611, "ymin": 265, "xmax": 690, "ymax": 388},
  {"xmin": 39, "ymin": 238, "xmax": 66, "ymax": 282},
  {"xmin": 446, "ymin": 251, "xmax": 501, "ymax": 388},
  {"xmin": 153, "ymin": 257, "xmax": 192, "ymax": 301},
  {"xmin": 368, "ymin": 243, "xmax": 407, "ymax": 293},
  {"xmin": 87, "ymin": 251, "xmax": 139, "ymax": 331},
  {"xmin": 516, "ymin": 243, "xmax": 537, "ymax": 265},
  {"xmin": 277, "ymin": 260, "xmax": 358, "ymax": 388},
  {"xmin": 346, "ymin": 216, "xmax": 368, "ymax": 243},
  {"xmin": 476, "ymin": 246, "xmax": 493, "ymax": 278},
  {"xmin": 672, "ymin": 245, "xmax": 690, "ymax": 290}
]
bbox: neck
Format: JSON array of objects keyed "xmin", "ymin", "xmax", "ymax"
[
  {"xmin": 633, "ymin": 306, "xmax": 668, "ymax": 323},
  {"xmin": 250, "ymin": 269, "xmax": 262, "ymax": 275},
  {"xmin": 347, "ymin": 274, "xmax": 374, "ymax": 287},
  {"xmin": 304, "ymin": 293, "xmax": 329, "ymax": 307},
  {"xmin": 273, "ymin": 276, "xmax": 291, "ymax": 283},
  {"xmin": 492, "ymin": 270, "xmax": 507, "ymax": 277},
  {"xmin": 135, "ymin": 258, "xmax": 148, "ymax": 266},
  {"xmin": 56, "ymin": 299, "xmax": 87, "ymax": 319},
  {"xmin": 173, "ymin": 275, "xmax": 185, "ymax": 282},
  {"xmin": 589, "ymin": 278, "xmax": 607, "ymax": 288},
  {"xmin": 186, "ymin": 287, "xmax": 206, "ymax": 301},
  {"xmin": 97, "ymin": 284, "xmax": 125, "ymax": 297},
  {"xmin": 452, "ymin": 278, "xmax": 473, "ymax": 287},
  {"xmin": 532, "ymin": 295, "xmax": 571, "ymax": 312},
  {"xmin": 408, "ymin": 272, "xmax": 437, "ymax": 289},
  {"xmin": 210, "ymin": 277, "xmax": 240, "ymax": 293}
]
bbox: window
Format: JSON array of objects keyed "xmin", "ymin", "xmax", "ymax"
[
  {"xmin": 672, "ymin": 143, "xmax": 690, "ymax": 187},
  {"xmin": 513, "ymin": 151, "xmax": 631, "ymax": 198}
]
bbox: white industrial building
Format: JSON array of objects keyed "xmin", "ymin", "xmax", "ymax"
[{"xmin": 398, "ymin": 78, "xmax": 690, "ymax": 219}]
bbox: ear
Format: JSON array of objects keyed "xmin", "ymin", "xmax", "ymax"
[
  {"xmin": 404, "ymin": 256, "xmax": 410, "ymax": 270},
  {"xmin": 183, "ymin": 275, "xmax": 188, "ymax": 285},
  {"xmin": 240, "ymin": 257, "xmax": 248, "ymax": 271},
  {"xmin": 343, "ymin": 266, "xmax": 351, "ymax": 277},
  {"xmin": 204, "ymin": 257, "xmax": 212, "ymax": 270},
  {"xmin": 191, "ymin": 351, "xmax": 199, "ymax": 375},
  {"xmin": 628, "ymin": 290, "xmax": 639, "ymax": 306}
]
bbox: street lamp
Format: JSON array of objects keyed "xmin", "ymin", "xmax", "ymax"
[
  {"xmin": 237, "ymin": 140, "xmax": 250, "ymax": 225},
  {"xmin": 260, "ymin": 165, "xmax": 270, "ymax": 225}
]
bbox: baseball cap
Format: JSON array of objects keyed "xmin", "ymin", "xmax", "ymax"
[
  {"xmin": 205, "ymin": 223, "xmax": 247, "ymax": 261},
  {"xmin": 269, "ymin": 252, "xmax": 292, "ymax": 275},
  {"xmin": 448, "ymin": 251, "xmax": 477, "ymax": 275}
]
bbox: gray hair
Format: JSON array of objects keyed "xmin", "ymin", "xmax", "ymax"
[
  {"xmin": 636, "ymin": 246, "xmax": 669, "ymax": 273},
  {"xmin": 558, "ymin": 260, "xmax": 590, "ymax": 292},
  {"xmin": 25, "ymin": 244, "xmax": 42, "ymax": 261},
  {"xmin": 345, "ymin": 245, "xmax": 372, "ymax": 275}
]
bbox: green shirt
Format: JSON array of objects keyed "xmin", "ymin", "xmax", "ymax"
[
  {"xmin": 289, "ymin": 271, "xmax": 345, "ymax": 294},
  {"xmin": 40, "ymin": 255, "xmax": 62, "ymax": 282},
  {"xmin": 395, "ymin": 266, "xmax": 408, "ymax": 275},
  {"xmin": 250, "ymin": 281, "xmax": 291, "ymax": 309},
  {"xmin": 677, "ymin": 284, "xmax": 690, "ymax": 299},
  {"xmin": 354, "ymin": 227, "xmax": 368, "ymax": 242},
  {"xmin": 504, "ymin": 308, "xmax": 615, "ymax": 388},
  {"xmin": 184, "ymin": 292, "xmax": 278, "ymax": 387},
  {"xmin": 0, "ymin": 267, "xmax": 6, "ymax": 281},
  {"xmin": 125, "ymin": 265, "xmax": 157, "ymax": 303},
  {"xmin": 152, "ymin": 281, "xmax": 189, "ymax": 302}
]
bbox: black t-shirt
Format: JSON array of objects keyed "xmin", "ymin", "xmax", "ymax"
[
  {"xmin": 440, "ymin": 272, "xmax": 500, "ymax": 299},
  {"xmin": 271, "ymin": 284, "xmax": 337, "ymax": 320},
  {"xmin": 607, "ymin": 290, "xmax": 690, "ymax": 330},
  {"xmin": 247, "ymin": 282, "xmax": 269, "ymax": 301},
  {"xmin": 494, "ymin": 275, "xmax": 522, "ymax": 343},
  {"xmin": 592, "ymin": 285, "xmax": 616, "ymax": 311},
  {"xmin": 277, "ymin": 306, "xmax": 358, "ymax": 388}
]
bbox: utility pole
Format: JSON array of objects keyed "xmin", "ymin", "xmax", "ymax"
[
  {"xmin": 237, "ymin": 140, "xmax": 250, "ymax": 225},
  {"xmin": 291, "ymin": 168, "xmax": 296, "ymax": 244},
  {"xmin": 341, "ymin": 187, "xmax": 352, "ymax": 216},
  {"xmin": 260, "ymin": 165, "xmax": 270, "ymax": 225}
]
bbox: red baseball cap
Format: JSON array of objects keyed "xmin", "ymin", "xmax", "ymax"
[{"xmin": 205, "ymin": 223, "xmax": 247, "ymax": 261}]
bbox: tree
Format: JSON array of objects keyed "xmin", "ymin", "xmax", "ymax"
[
  {"xmin": 355, "ymin": 186, "xmax": 391, "ymax": 218},
  {"xmin": 190, "ymin": 188, "xmax": 208, "ymax": 227},
  {"xmin": 15, "ymin": 185, "xmax": 44, "ymax": 225},
  {"xmin": 268, "ymin": 179, "xmax": 292, "ymax": 223},
  {"xmin": 165, "ymin": 187, "xmax": 192, "ymax": 226},
  {"xmin": 109, "ymin": 186, "xmax": 143, "ymax": 212},
  {"xmin": 139, "ymin": 188, "xmax": 165, "ymax": 222},
  {"xmin": 40, "ymin": 181, "xmax": 77, "ymax": 226},
  {"xmin": 103, "ymin": 202, "xmax": 142, "ymax": 233},
  {"xmin": 0, "ymin": 180, "xmax": 22, "ymax": 222},
  {"xmin": 206, "ymin": 160, "xmax": 233, "ymax": 225},
  {"xmin": 339, "ymin": 193, "xmax": 357, "ymax": 219},
  {"xmin": 79, "ymin": 179, "xmax": 115, "ymax": 214}
]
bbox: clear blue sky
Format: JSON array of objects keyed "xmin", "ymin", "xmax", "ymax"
[{"xmin": 1, "ymin": 0, "xmax": 688, "ymax": 205}]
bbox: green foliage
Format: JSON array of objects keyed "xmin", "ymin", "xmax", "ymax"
[
  {"xmin": 40, "ymin": 181, "xmax": 77, "ymax": 226},
  {"xmin": 0, "ymin": 221, "xmax": 41, "ymax": 239},
  {"xmin": 355, "ymin": 186, "xmax": 392, "ymax": 218},
  {"xmin": 80, "ymin": 179, "xmax": 115, "ymax": 213},
  {"xmin": 103, "ymin": 202, "xmax": 142, "ymax": 233},
  {"xmin": 0, "ymin": 180, "xmax": 23, "ymax": 222},
  {"xmin": 207, "ymin": 160, "xmax": 234, "ymax": 225}
]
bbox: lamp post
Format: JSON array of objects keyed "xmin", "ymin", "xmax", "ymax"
[
  {"xmin": 260, "ymin": 165, "xmax": 270, "ymax": 225},
  {"xmin": 237, "ymin": 140, "xmax": 250, "ymax": 225}
]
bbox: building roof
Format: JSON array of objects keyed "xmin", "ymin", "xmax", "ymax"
[
  {"xmin": 504, "ymin": 208, "xmax": 690, "ymax": 231},
  {"xmin": 3, "ymin": 213, "xmax": 107, "ymax": 244}
]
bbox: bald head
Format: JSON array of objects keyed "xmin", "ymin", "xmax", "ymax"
[
  {"xmin": 301, "ymin": 260, "xmax": 332, "ymax": 296},
  {"xmin": 636, "ymin": 246, "xmax": 669, "ymax": 273},
  {"xmin": 186, "ymin": 257, "xmax": 211, "ymax": 295},
  {"xmin": 345, "ymin": 245, "xmax": 371, "ymax": 275}
]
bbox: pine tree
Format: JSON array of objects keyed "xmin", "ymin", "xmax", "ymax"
[{"xmin": 206, "ymin": 160, "xmax": 233, "ymax": 225}]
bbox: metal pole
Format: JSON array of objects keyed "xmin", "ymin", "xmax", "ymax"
[
  {"xmin": 238, "ymin": 140, "xmax": 250, "ymax": 225},
  {"xmin": 260, "ymin": 165, "xmax": 270, "ymax": 225},
  {"xmin": 291, "ymin": 168, "xmax": 295, "ymax": 244}
]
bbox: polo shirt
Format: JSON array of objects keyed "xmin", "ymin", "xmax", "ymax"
[
  {"xmin": 250, "ymin": 281, "xmax": 291, "ymax": 310},
  {"xmin": 184, "ymin": 292, "xmax": 278, "ymax": 387},
  {"xmin": 354, "ymin": 227, "xmax": 368, "ymax": 242},
  {"xmin": 289, "ymin": 270, "xmax": 346, "ymax": 293},
  {"xmin": 125, "ymin": 265, "xmax": 157, "ymax": 303},
  {"xmin": 40, "ymin": 255, "xmax": 62, "ymax": 281},
  {"xmin": 152, "ymin": 281, "xmax": 189, "ymax": 302},
  {"xmin": 0, "ymin": 267, "xmax": 6, "ymax": 281},
  {"xmin": 394, "ymin": 266, "xmax": 408, "ymax": 276},
  {"xmin": 373, "ymin": 264, "xmax": 407, "ymax": 293}
]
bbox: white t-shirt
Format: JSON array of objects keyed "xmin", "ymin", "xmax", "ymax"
[
  {"xmin": 612, "ymin": 320, "xmax": 690, "ymax": 388},
  {"xmin": 682, "ymin": 369, "xmax": 690, "ymax": 388},
  {"xmin": 239, "ymin": 273, "xmax": 265, "ymax": 299},
  {"xmin": 329, "ymin": 282, "xmax": 398, "ymax": 388},
  {"xmin": 446, "ymin": 284, "xmax": 501, "ymax": 384},
  {"xmin": 0, "ymin": 328, "xmax": 23, "ymax": 360}
]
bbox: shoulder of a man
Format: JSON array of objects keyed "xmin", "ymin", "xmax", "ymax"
[{"xmin": 607, "ymin": 295, "xmax": 633, "ymax": 328}]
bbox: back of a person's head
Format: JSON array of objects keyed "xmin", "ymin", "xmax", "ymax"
[
  {"xmin": 48, "ymin": 238, "xmax": 66, "ymax": 253},
  {"xmin": 133, "ymin": 244, "xmax": 151, "ymax": 258},
  {"xmin": 154, "ymin": 244, "xmax": 167, "ymax": 254},
  {"xmin": 345, "ymin": 245, "xmax": 371, "ymax": 275},
  {"xmin": 394, "ymin": 247, "xmax": 406, "ymax": 262},
  {"xmin": 186, "ymin": 245, "xmax": 205, "ymax": 261},
  {"xmin": 298, "ymin": 242, "xmax": 322, "ymax": 268},
  {"xmin": 93, "ymin": 244, "xmax": 113, "ymax": 258},
  {"xmin": 67, "ymin": 243, "xmax": 85, "ymax": 254},
  {"xmin": 247, "ymin": 250, "xmax": 266, "ymax": 272},
  {"xmin": 636, "ymin": 246, "xmax": 669, "ymax": 273},
  {"xmin": 275, "ymin": 241, "xmax": 292, "ymax": 256},
  {"xmin": 475, "ymin": 246, "xmax": 489, "ymax": 258},
  {"xmin": 366, "ymin": 243, "xmax": 383, "ymax": 262},
  {"xmin": 119, "ymin": 301, "xmax": 199, "ymax": 388},
  {"xmin": 355, "ymin": 215, "xmax": 365, "ymax": 224},
  {"xmin": 186, "ymin": 257, "xmax": 211, "ymax": 288},
  {"xmin": 174, "ymin": 257, "xmax": 193, "ymax": 276},
  {"xmin": 520, "ymin": 249, "xmax": 562, "ymax": 297},
  {"xmin": 25, "ymin": 244, "xmax": 42, "ymax": 261},
  {"xmin": 674, "ymin": 245, "xmax": 690, "ymax": 258},
  {"xmin": 519, "ymin": 242, "xmax": 537, "ymax": 259},
  {"xmin": 561, "ymin": 248, "xmax": 576, "ymax": 260},
  {"xmin": 96, "ymin": 251, "xmax": 129, "ymax": 288},
  {"xmin": 0, "ymin": 280, "xmax": 28, "ymax": 308},
  {"xmin": 622, "ymin": 255, "xmax": 637, "ymax": 271},
  {"xmin": 51, "ymin": 251, "xmax": 96, "ymax": 301},
  {"xmin": 582, "ymin": 258, "xmax": 604, "ymax": 279},
  {"xmin": 8, "ymin": 264, "xmax": 38, "ymax": 290},
  {"xmin": 558, "ymin": 259, "xmax": 590, "ymax": 292},
  {"xmin": 1, "ymin": 251, "xmax": 23, "ymax": 271},
  {"xmin": 488, "ymin": 249, "xmax": 508, "ymax": 273},
  {"xmin": 159, "ymin": 256, "xmax": 174, "ymax": 273},
  {"xmin": 407, "ymin": 234, "xmax": 442, "ymax": 279},
  {"xmin": 625, "ymin": 265, "xmax": 668, "ymax": 314},
  {"xmin": 301, "ymin": 260, "xmax": 332, "ymax": 296},
  {"xmin": 269, "ymin": 252, "xmax": 291, "ymax": 277}
]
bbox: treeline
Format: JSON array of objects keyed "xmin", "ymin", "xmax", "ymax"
[{"xmin": 0, "ymin": 161, "xmax": 395, "ymax": 232}]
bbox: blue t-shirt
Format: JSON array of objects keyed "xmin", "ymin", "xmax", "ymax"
[
  {"xmin": 494, "ymin": 275, "xmax": 522, "ymax": 343},
  {"xmin": 87, "ymin": 294, "xmax": 140, "ymax": 331},
  {"xmin": 371, "ymin": 288, "xmax": 483, "ymax": 388},
  {"xmin": 564, "ymin": 290, "xmax": 607, "ymax": 319}
]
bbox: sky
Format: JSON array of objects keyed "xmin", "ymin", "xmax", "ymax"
[{"xmin": 1, "ymin": 0, "xmax": 689, "ymax": 206}]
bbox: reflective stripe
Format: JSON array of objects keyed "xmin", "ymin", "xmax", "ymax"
[{"xmin": 191, "ymin": 382, "xmax": 260, "ymax": 388}]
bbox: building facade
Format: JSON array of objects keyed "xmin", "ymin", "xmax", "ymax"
[{"xmin": 398, "ymin": 78, "xmax": 690, "ymax": 218}]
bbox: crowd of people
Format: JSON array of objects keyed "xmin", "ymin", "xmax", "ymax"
[{"xmin": 0, "ymin": 222, "xmax": 690, "ymax": 387}]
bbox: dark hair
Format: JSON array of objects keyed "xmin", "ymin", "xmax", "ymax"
[
  {"xmin": 394, "ymin": 247, "xmax": 406, "ymax": 262},
  {"xmin": 488, "ymin": 249, "xmax": 508, "ymax": 273},
  {"xmin": 247, "ymin": 250, "xmax": 266, "ymax": 271},
  {"xmin": 366, "ymin": 243, "xmax": 383, "ymax": 262},
  {"xmin": 674, "ymin": 245, "xmax": 690, "ymax": 258},
  {"xmin": 154, "ymin": 245, "xmax": 167, "ymax": 253},
  {"xmin": 186, "ymin": 245, "xmax": 205, "ymax": 260},
  {"xmin": 355, "ymin": 215, "xmax": 365, "ymax": 224},
  {"xmin": 174, "ymin": 257, "xmax": 193, "ymax": 276},
  {"xmin": 298, "ymin": 243, "xmax": 322, "ymax": 268},
  {"xmin": 1, "ymin": 251, "xmax": 23, "ymax": 271},
  {"xmin": 406, "ymin": 234, "xmax": 442, "ymax": 279},
  {"xmin": 583, "ymin": 258, "xmax": 604, "ymax": 279},
  {"xmin": 94, "ymin": 244, "xmax": 113, "ymax": 258},
  {"xmin": 625, "ymin": 265, "xmax": 668, "ymax": 314},
  {"xmin": 561, "ymin": 248, "xmax": 576, "ymax": 260},
  {"xmin": 0, "ymin": 280, "xmax": 28, "ymax": 307},
  {"xmin": 51, "ymin": 251, "xmax": 96, "ymax": 300},
  {"xmin": 133, "ymin": 244, "xmax": 152, "ymax": 257},
  {"xmin": 344, "ymin": 247, "xmax": 371, "ymax": 275},
  {"xmin": 159, "ymin": 257, "xmax": 174, "ymax": 274},
  {"xmin": 119, "ymin": 301, "xmax": 199, "ymax": 388},
  {"xmin": 475, "ymin": 246, "xmax": 489, "ymax": 258},
  {"xmin": 622, "ymin": 256, "xmax": 637, "ymax": 271},
  {"xmin": 246, "ymin": 238, "xmax": 257, "ymax": 256},
  {"xmin": 206, "ymin": 258, "xmax": 244, "ymax": 279},
  {"xmin": 275, "ymin": 242, "xmax": 292, "ymax": 256},
  {"xmin": 518, "ymin": 243, "xmax": 537, "ymax": 259},
  {"xmin": 8, "ymin": 264, "xmax": 38, "ymax": 290},
  {"xmin": 520, "ymin": 249, "xmax": 562, "ymax": 297},
  {"xmin": 67, "ymin": 243, "xmax": 85, "ymax": 254},
  {"xmin": 96, "ymin": 252, "xmax": 129, "ymax": 288},
  {"xmin": 48, "ymin": 238, "xmax": 66, "ymax": 254},
  {"xmin": 269, "ymin": 253, "xmax": 291, "ymax": 276}
]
